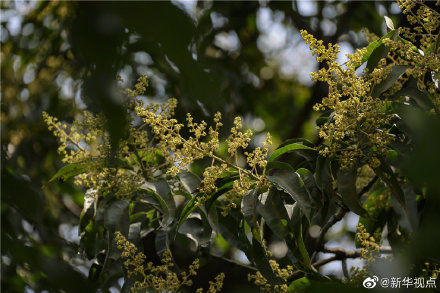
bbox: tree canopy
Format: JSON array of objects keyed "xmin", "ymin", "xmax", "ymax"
[{"xmin": 2, "ymin": 1, "xmax": 440, "ymax": 292}]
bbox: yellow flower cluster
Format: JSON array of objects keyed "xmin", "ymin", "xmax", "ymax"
[
  {"xmin": 356, "ymin": 223, "xmax": 380, "ymax": 263},
  {"xmin": 394, "ymin": 0, "xmax": 440, "ymax": 107},
  {"xmin": 135, "ymin": 90, "xmax": 272, "ymax": 208},
  {"xmin": 115, "ymin": 232, "xmax": 224, "ymax": 293},
  {"xmin": 248, "ymin": 259, "xmax": 293, "ymax": 292},
  {"xmin": 302, "ymin": 30, "xmax": 394, "ymax": 169},
  {"xmin": 44, "ymin": 109, "xmax": 145, "ymax": 199}
]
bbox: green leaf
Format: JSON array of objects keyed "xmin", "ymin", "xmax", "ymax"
[
  {"xmin": 315, "ymin": 157, "xmax": 334, "ymax": 198},
  {"xmin": 143, "ymin": 179, "xmax": 176, "ymax": 227},
  {"xmin": 79, "ymin": 189, "xmax": 97, "ymax": 234},
  {"xmin": 241, "ymin": 189, "xmax": 259, "ymax": 229},
  {"xmin": 266, "ymin": 161, "xmax": 295, "ymax": 172},
  {"xmin": 360, "ymin": 30, "xmax": 398, "ymax": 66},
  {"xmin": 288, "ymin": 277, "xmax": 311, "ymax": 292},
  {"xmin": 268, "ymin": 143, "xmax": 315, "ymax": 162},
  {"xmin": 178, "ymin": 171, "xmax": 201, "ymax": 194},
  {"xmin": 337, "ymin": 168, "xmax": 368, "ymax": 217},
  {"xmin": 267, "ymin": 170, "xmax": 313, "ymax": 220},
  {"xmin": 389, "ymin": 184, "xmax": 418, "ymax": 233},
  {"xmin": 373, "ymin": 162, "xmax": 405, "ymax": 208},
  {"xmin": 49, "ymin": 161, "xmax": 97, "ymax": 183},
  {"xmin": 104, "ymin": 199, "xmax": 130, "ymax": 235},
  {"xmin": 155, "ymin": 228, "xmax": 170, "ymax": 258},
  {"xmin": 178, "ymin": 215, "xmax": 212, "ymax": 247},
  {"xmin": 256, "ymin": 188, "xmax": 290, "ymax": 238},
  {"xmin": 295, "ymin": 219, "xmax": 311, "ymax": 268},
  {"xmin": 296, "ymin": 168, "xmax": 321, "ymax": 207},
  {"xmin": 176, "ymin": 193, "xmax": 204, "ymax": 230},
  {"xmin": 393, "ymin": 79, "xmax": 433, "ymax": 110},
  {"xmin": 372, "ymin": 65, "xmax": 411, "ymax": 97}
]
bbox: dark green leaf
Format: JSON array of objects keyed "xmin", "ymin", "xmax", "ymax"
[
  {"xmin": 204, "ymin": 175, "xmax": 238, "ymax": 211},
  {"xmin": 296, "ymin": 168, "xmax": 321, "ymax": 207},
  {"xmin": 241, "ymin": 189, "xmax": 259, "ymax": 229},
  {"xmin": 393, "ymin": 79, "xmax": 433, "ymax": 110},
  {"xmin": 372, "ymin": 65, "xmax": 411, "ymax": 97},
  {"xmin": 337, "ymin": 168, "xmax": 368, "ymax": 217},
  {"xmin": 155, "ymin": 228, "xmax": 170, "ymax": 258},
  {"xmin": 176, "ymin": 193, "xmax": 204, "ymax": 230},
  {"xmin": 178, "ymin": 171, "xmax": 201, "ymax": 194},
  {"xmin": 267, "ymin": 170, "xmax": 313, "ymax": 220},
  {"xmin": 104, "ymin": 199, "xmax": 130, "ymax": 235},
  {"xmin": 256, "ymin": 188, "xmax": 290, "ymax": 238},
  {"xmin": 266, "ymin": 161, "xmax": 295, "ymax": 172},
  {"xmin": 144, "ymin": 179, "xmax": 176, "ymax": 226}
]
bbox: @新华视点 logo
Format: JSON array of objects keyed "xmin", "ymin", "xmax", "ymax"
[{"xmin": 363, "ymin": 276, "xmax": 379, "ymax": 289}]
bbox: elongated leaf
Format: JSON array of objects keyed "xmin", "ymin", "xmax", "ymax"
[
  {"xmin": 176, "ymin": 193, "xmax": 204, "ymax": 230},
  {"xmin": 178, "ymin": 215, "xmax": 212, "ymax": 247},
  {"xmin": 104, "ymin": 199, "xmax": 130, "ymax": 235},
  {"xmin": 288, "ymin": 277, "xmax": 311, "ymax": 292},
  {"xmin": 79, "ymin": 189, "xmax": 97, "ymax": 234},
  {"xmin": 242, "ymin": 189, "xmax": 259, "ymax": 229},
  {"xmin": 266, "ymin": 161, "xmax": 295, "ymax": 172},
  {"xmin": 267, "ymin": 170, "xmax": 313, "ymax": 220},
  {"xmin": 296, "ymin": 168, "xmax": 321, "ymax": 207},
  {"xmin": 215, "ymin": 208, "xmax": 248, "ymax": 251},
  {"xmin": 360, "ymin": 30, "xmax": 398, "ymax": 65},
  {"xmin": 178, "ymin": 171, "xmax": 201, "ymax": 194},
  {"xmin": 390, "ymin": 184, "xmax": 418, "ymax": 233},
  {"xmin": 296, "ymin": 220, "xmax": 311, "ymax": 268},
  {"xmin": 315, "ymin": 157, "xmax": 333, "ymax": 198},
  {"xmin": 268, "ymin": 143, "xmax": 315, "ymax": 162},
  {"xmin": 49, "ymin": 161, "xmax": 97, "ymax": 182},
  {"xmin": 256, "ymin": 189, "xmax": 289, "ymax": 238},
  {"xmin": 372, "ymin": 65, "xmax": 411, "ymax": 97},
  {"xmin": 155, "ymin": 228, "xmax": 170, "ymax": 258},
  {"xmin": 393, "ymin": 79, "xmax": 433, "ymax": 110},
  {"xmin": 337, "ymin": 168, "xmax": 368, "ymax": 217},
  {"xmin": 373, "ymin": 162, "xmax": 405, "ymax": 208},
  {"xmin": 144, "ymin": 179, "xmax": 176, "ymax": 227}
]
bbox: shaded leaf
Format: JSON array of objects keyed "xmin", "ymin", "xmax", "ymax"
[
  {"xmin": 144, "ymin": 179, "xmax": 176, "ymax": 226},
  {"xmin": 155, "ymin": 228, "xmax": 170, "ymax": 258},
  {"xmin": 256, "ymin": 189, "xmax": 290, "ymax": 238},
  {"xmin": 178, "ymin": 171, "xmax": 201, "ymax": 194},
  {"xmin": 241, "ymin": 189, "xmax": 259, "ymax": 229},
  {"xmin": 267, "ymin": 170, "xmax": 313, "ymax": 220},
  {"xmin": 337, "ymin": 168, "xmax": 368, "ymax": 217},
  {"xmin": 372, "ymin": 65, "xmax": 411, "ymax": 97}
]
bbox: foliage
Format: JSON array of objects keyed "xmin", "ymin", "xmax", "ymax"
[{"xmin": 2, "ymin": 1, "xmax": 440, "ymax": 292}]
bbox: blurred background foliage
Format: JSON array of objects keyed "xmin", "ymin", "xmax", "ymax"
[{"xmin": 2, "ymin": 1, "xmax": 430, "ymax": 292}]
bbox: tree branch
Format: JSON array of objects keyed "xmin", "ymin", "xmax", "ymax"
[
  {"xmin": 288, "ymin": 245, "xmax": 392, "ymax": 281},
  {"xmin": 310, "ymin": 176, "xmax": 378, "ymax": 262}
]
